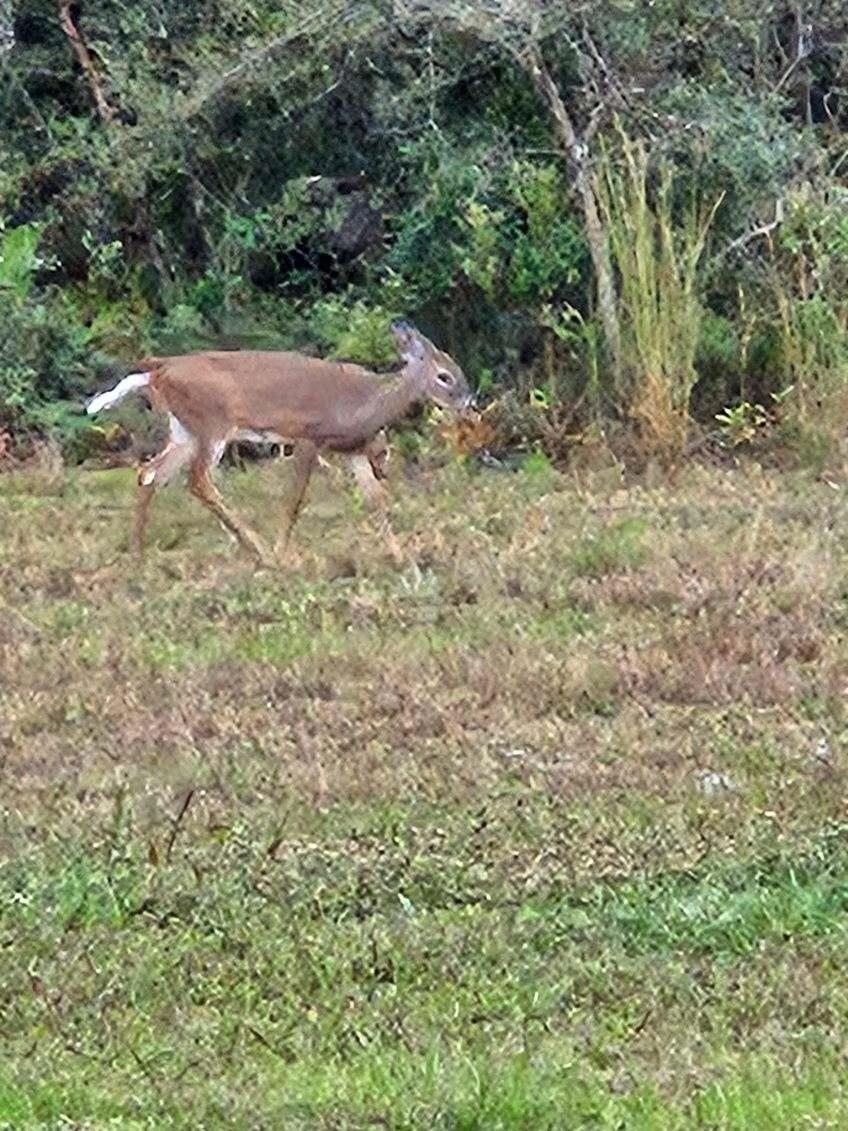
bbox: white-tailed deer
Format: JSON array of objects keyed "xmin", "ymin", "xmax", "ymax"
[{"xmin": 86, "ymin": 321, "xmax": 471, "ymax": 567}]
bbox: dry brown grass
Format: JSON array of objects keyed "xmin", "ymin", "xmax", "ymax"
[
  {"xmin": 3, "ymin": 457, "xmax": 848, "ymax": 1126},
  {"xmin": 1, "ymin": 458, "xmax": 845, "ymax": 827}
]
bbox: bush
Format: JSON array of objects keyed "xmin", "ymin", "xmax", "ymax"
[
  {"xmin": 310, "ymin": 297, "xmax": 400, "ymax": 366},
  {"xmin": 0, "ymin": 223, "xmax": 109, "ymax": 457},
  {"xmin": 0, "ymin": 294, "xmax": 93, "ymax": 425}
]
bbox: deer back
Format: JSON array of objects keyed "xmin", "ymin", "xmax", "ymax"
[{"xmin": 147, "ymin": 351, "xmax": 391, "ymax": 448}]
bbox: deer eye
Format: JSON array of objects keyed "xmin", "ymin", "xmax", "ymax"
[{"xmin": 436, "ymin": 370, "xmax": 456, "ymax": 387}]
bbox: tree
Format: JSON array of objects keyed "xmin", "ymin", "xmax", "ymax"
[{"xmin": 394, "ymin": 0, "xmax": 624, "ymax": 379}]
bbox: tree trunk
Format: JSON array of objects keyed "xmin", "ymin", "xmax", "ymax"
[{"xmin": 519, "ymin": 46, "xmax": 622, "ymax": 384}]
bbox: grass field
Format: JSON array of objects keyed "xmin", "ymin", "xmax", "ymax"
[{"xmin": 1, "ymin": 453, "xmax": 847, "ymax": 1129}]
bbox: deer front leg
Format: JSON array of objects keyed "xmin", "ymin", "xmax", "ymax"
[
  {"xmin": 188, "ymin": 451, "xmax": 273, "ymax": 568},
  {"xmin": 275, "ymin": 440, "xmax": 317, "ymax": 558},
  {"xmin": 349, "ymin": 452, "xmax": 404, "ymax": 565}
]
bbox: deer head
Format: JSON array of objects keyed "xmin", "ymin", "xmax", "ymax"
[{"xmin": 391, "ymin": 320, "xmax": 473, "ymax": 411}]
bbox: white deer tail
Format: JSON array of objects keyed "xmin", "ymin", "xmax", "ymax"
[{"xmin": 86, "ymin": 371, "xmax": 151, "ymax": 415}]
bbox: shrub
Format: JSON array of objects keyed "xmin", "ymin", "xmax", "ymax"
[
  {"xmin": 0, "ymin": 223, "xmax": 102, "ymax": 453},
  {"xmin": 310, "ymin": 297, "xmax": 400, "ymax": 366}
]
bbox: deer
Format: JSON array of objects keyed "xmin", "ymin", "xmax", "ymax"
[{"xmin": 86, "ymin": 321, "xmax": 471, "ymax": 568}]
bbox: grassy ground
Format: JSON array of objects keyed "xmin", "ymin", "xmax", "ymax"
[{"xmin": 1, "ymin": 452, "xmax": 847, "ymax": 1129}]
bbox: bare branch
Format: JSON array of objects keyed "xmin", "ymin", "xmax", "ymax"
[
  {"xmin": 58, "ymin": 0, "xmax": 116, "ymax": 124},
  {"xmin": 400, "ymin": 1, "xmax": 623, "ymax": 378},
  {"xmin": 581, "ymin": 25, "xmax": 610, "ymax": 83},
  {"xmin": 164, "ymin": 789, "xmax": 195, "ymax": 864},
  {"xmin": 182, "ymin": 2, "xmax": 355, "ymax": 121},
  {"xmin": 774, "ymin": 10, "xmax": 814, "ymax": 93},
  {"xmin": 718, "ymin": 199, "xmax": 785, "ymax": 263},
  {"xmin": 517, "ymin": 43, "xmax": 579, "ymax": 150},
  {"xmin": 583, "ymin": 100, "xmax": 606, "ymax": 144},
  {"xmin": 582, "ymin": 26, "xmax": 630, "ymax": 113},
  {"xmin": 773, "ymin": 44, "xmax": 811, "ymax": 93}
]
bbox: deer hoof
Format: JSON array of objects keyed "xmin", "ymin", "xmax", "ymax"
[
  {"xmin": 272, "ymin": 541, "xmax": 285, "ymax": 563},
  {"xmin": 386, "ymin": 540, "xmax": 406, "ymax": 568},
  {"xmin": 275, "ymin": 545, "xmax": 303, "ymax": 571},
  {"xmin": 245, "ymin": 540, "xmax": 275, "ymax": 570}
]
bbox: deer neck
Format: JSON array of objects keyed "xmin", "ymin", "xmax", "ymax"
[{"xmin": 365, "ymin": 368, "xmax": 424, "ymax": 434}]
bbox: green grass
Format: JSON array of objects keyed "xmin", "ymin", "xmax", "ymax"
[
  {"xmin": 1, "ymin": 457, "xmax": 848, "ymax": 1126},
  {"xmin": 571, "ymin": 516, "xmax": 650, "ymax": 577},
  {"xmin": 4, "ymin": 821, "xmax": 847, "ymax": 1127}
]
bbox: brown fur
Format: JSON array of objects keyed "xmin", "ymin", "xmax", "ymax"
[{"xmin": 115, "ymin": 325, "xmax": 470, "ymax": 567}]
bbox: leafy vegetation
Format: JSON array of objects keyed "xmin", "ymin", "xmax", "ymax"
[
  {"xmin": 3, "ymin": 4, "xmax": 848, "ymax": 1122},
  {"xmin": 1, "ymin": 1, "xmax": 846, "ymax": 465}
]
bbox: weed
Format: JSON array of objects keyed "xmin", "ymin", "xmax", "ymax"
[{"xmin": 571, "ymin": 517, "xmax": 648, "ymax": 577}]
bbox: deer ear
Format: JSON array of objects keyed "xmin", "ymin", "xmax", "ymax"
[{"xmin": 391, "ymin": 320, "xmax": 427, "ymax": 361}]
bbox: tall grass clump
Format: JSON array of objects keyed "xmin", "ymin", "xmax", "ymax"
[
  {"xmin": 596, "ymin": 126, "xmax": 724, "ymax": 465},
  {"xmin": 769, "ymin": 186, "xmax": 848, "ymax": 465}
]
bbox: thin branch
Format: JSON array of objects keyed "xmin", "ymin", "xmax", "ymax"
[
  {"xmin": 772, "ymin": 25, "xmax": 790, "ymax": 68},
  {"xmin": 582, "ymin": 25, "xmax": 630, "ymax": 112},
  {"xmin": 164, "ymin": 789, "xmax": 195, "ymax": 864},
  {"xmin": 773, "ymin": 50, "xmax": 809, "ymax": 93},
  {"xmin": 57, "ymin": 0, "xmax": 116, "ymax": 124},
  {"xmin": 581, "ymin": 26, "xmax": 610, "ymax": 82},
  {"xmin": 773, "ymin": 12, "xmax": 813, "ymax": 93},
  {"xmin": 831, "ymin": 146, "xmax": 848, "ymax": 179},
  {"xmin": 583, "ymin": 100, "xmax": 606, "ymax": 144},
  {"xmin": 515, "ymin": 41, "xmax": 621, "ymax": 378},
  {"xmin": 182, "ymin": 3, "xmax": 351, "ymax": 121},
  {"xmin": 719, "ymin": 199, "xmax": 784, "ymax": 263},
  {"xmin": 518, "ymin": 43, "xmax": 580, "ymax": 153}
]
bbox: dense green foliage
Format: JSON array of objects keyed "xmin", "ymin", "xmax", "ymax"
[{"xmin": 1, "ymin": 1, "xmax": 847, "ymax": 458}]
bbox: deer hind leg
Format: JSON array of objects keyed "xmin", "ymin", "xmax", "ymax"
[
  {"xmin": 132, "ymin": 430, "xmax": 196, "ymax": 558},
  {"xmin": 349, "ymin": 452, "xmax": 403, "ymax": 566},
  {"xmin": 188, "ymin": 447, "xmax": 273, "ymax": 567},
  {"xmin": 275, "ymin": 440, "xmax": 317, "ymax": 556}
]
